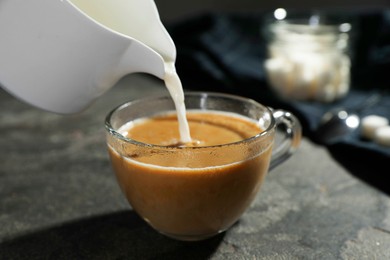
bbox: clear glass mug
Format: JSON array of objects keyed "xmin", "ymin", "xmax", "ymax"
[{"xmin": 105, "ymin": 92, "xmax": 301, "ymax": 241}]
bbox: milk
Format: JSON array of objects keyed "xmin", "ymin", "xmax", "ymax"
[
  {"xmin": 69, "ymin": 0, "xmax": 192, "ymax": 142},
  {"xmin": 163, "ymin": 62, "xmax": 192, "ymax": 143}
]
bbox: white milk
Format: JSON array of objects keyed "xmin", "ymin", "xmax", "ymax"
[
  {"xmin": 69, "ymin": 0, "xmax": 192, "ymax": 142},
  {"xmin": 163, "ymin": 62, "xmax": 192, "ymax": 143}
]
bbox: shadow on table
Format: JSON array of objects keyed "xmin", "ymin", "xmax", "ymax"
[
  {"xmin": 327, "ymin": 143, "xmax": 390, "ymax": 197},
  {"xmin": 0, "ymin": 210, "xmax": 225, "ymax": 259}
]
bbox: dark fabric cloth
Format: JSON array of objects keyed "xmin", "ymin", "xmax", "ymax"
[{"xmin": 167, "ymin": 10, "xmax": 390, "ymax": 190}]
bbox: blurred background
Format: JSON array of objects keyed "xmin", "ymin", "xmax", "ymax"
[{"xmin": 155, "ymin": 0, "xmax": 389, "ymax": 22}]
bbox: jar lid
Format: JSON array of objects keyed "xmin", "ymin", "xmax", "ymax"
[{"xmin": 262, "ymin": 9, "xmax": 353, "ymax": 37}]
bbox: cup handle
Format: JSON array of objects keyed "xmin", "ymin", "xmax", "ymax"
[{"xmin": 269, "ymin": 109, "xmax": 302, "ymax": 170}]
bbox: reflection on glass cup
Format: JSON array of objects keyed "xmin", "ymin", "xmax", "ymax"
[{"xmin": 105, "ymin": 92, "xmax": 301, "ymax": 241}]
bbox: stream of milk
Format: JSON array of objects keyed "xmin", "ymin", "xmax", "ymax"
[
  {"xmin": 67, "ymin": 0, "xmax": 192, "ymax": 143},
  {"xmin": 163, "ymin": 62, "xmax": 192, "ymax": 143}
]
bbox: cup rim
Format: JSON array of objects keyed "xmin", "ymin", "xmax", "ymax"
[{"xmin": 105, "ymin": 91, "xmax": 275, "ymax": 150}]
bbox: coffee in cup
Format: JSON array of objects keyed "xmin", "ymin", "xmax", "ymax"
[{"xmin": 105, "ymin": 92, "xmax": 301, "ymax": 241}]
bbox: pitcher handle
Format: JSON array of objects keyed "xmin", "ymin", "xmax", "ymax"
[{"xmin": 269, "ymin": 109, "xmax": 302, "ymax": 170}]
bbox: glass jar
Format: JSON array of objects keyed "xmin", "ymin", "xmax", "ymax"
[{"xmin": 263, "ymin": 13, "xmax": 352, "ymax": 102}]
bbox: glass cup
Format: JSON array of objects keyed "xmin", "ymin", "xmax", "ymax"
[{"xmin": 105, "ymin": 92, "xmax": 301, "ymax": 241}]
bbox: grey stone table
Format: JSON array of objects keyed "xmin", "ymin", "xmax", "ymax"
[{"xmin": 1, "ymin": 74, "xmax": 390, "ymax": 259}]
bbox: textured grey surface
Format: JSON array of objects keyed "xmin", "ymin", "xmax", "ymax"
[{"xmin": 1, "ymin": 74, "xmax": 390, "ymax": 259}]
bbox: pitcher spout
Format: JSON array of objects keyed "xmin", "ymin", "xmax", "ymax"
[{"xmin": 117, "ymin": 40, "xmax": 167, "ymax": 79}]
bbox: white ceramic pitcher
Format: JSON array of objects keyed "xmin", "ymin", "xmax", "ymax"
[{"xmin": 0, "ymin": 0, "xmax": 175, "ymax": 114}]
